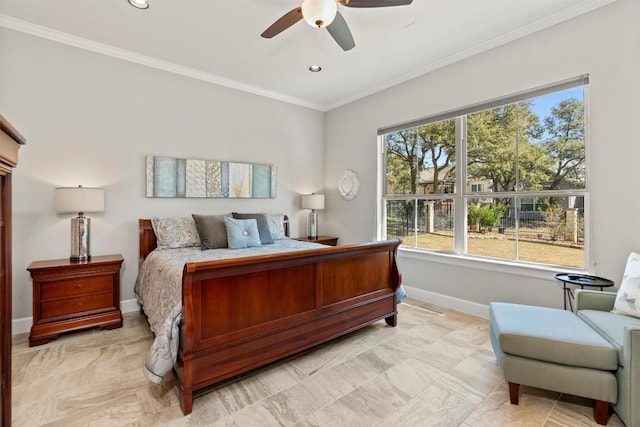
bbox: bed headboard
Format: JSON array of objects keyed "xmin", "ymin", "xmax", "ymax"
[{"xmin": 138, "ymin": 215, "xmax": 290, "ymax": 267}]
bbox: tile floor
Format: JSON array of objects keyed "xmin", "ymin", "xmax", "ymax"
[{"xmin": 11, "ymin": 299, "xmax": 625, "ymax": 426}]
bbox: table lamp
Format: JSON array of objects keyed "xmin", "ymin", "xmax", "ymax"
[
  {"xmin": 55, "ymin": 185, "xmax": 104, "ymax": 261},
  {"xmin": 301, "ymin": 193, "xmax": 324, "ymax": 239}
]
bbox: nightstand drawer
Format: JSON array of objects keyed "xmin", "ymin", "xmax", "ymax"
[
  {"xmin": 41, "ymin": 292, "xmax": 114, "ymax": 318},
  {"xmin": 41, "ymin": 275, "xmax": 113, "ymax": 300}
]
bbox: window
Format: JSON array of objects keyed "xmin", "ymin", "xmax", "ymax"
[{"xmin": 380, "ymin": 76, "xmax": 588, "ymax": 268}]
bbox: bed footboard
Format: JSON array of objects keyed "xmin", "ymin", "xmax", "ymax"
[{"xmin": 175, "ymin": 239, "xmax": 401, "ymax": 415}]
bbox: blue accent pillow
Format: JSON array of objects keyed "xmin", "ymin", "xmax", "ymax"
[
  {"xmin": 397, "ymin": 284, "xmax": 407, "ymax": 303},
  {"xmin": 232, "ymin": 213, "xmax": 274, "ymax": 244},
  {"xmin": 224, "ymin": 217, "xmax": 262, "ymax": 249}
]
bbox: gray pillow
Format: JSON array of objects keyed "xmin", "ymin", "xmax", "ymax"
[
  {"xmin": 192, "ymin": 214, "xmax": 229, "ymax": 249},
  {"xmin": 232, "ymin": 213, "xmax": 274, "ymax": 244}
]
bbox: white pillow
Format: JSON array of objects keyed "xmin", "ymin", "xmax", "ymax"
[
  {"xmin": 613, "ymin": 252, "xmax": 640, "ymax": 318},
  {"xmin": 151, "ymin": 217, "xmax": 201, "ymax": 249},
  {"xmin": 266, "ymin": 214, "xmax": 287, "ymax": 240}
]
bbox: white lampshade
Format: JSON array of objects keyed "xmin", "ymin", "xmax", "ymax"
[
  {"xmin": 301, "ymin": 194, "xmax": 325, "ymax": 210},
  {"xmin": 55, "ymin": 186, "xmax": 104, "ymax": 214},
  {"xmin": 301, "ymin": 0, "xmax": 337, "ymax": 28}
]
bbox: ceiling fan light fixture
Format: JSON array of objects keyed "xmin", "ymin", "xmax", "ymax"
[
  {"xmin": 301, "ymin": 0, "xmax": 337, "ymax": 28},
  {"xmin": 128, "ymin": 0, "xmax": 149, "ymax": 9}
]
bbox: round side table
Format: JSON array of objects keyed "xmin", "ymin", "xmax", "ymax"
[{"xmin": 554, "ymin": 273, "xmax": 614, "ymax": 311}]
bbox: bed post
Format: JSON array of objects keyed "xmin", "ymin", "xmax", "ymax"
[
  {"xmin": 178, "ymin": 265, "xmax": 196, "ymax": 415},
  {"xmin": 385, "ymin": 254, "xmax": 402, "ymax": 327},
  {"xmin": 385, "ymin": 314, "xmax": 397, "ymax": 327},
  {"xmin": 178, "ymin": 359, "xmax": 194, "ymax": 415}
]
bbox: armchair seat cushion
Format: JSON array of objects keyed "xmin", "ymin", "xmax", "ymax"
[
  {"xmin": 490, "ymin": 303, "xmax": 618, "ymax": 371},
  {"xmin": 577, "ymin": 309, "xmax": 640, "ymax": 367}
]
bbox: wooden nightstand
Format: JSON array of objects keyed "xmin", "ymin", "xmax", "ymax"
[
  {"xmin": 293, "ymin": 236, "xmax": 339, "ymax": 246},
  {"xmin": 28, "ymin": 254, "xmax": 124, "ymax": 346}
]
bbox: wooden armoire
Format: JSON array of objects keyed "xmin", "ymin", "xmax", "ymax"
[{"xmin": 0, "ymin": 116, "xmax": 25, "ymax": 426}]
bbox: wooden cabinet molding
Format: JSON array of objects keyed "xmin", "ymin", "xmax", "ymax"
[{"xmin": 0, "ymin": 115, "xmax": 25, "ymax": 427}]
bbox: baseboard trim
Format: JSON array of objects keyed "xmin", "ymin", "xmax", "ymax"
[
  {"xmin": 12, "ymin": 317, "xmax": 32, "ymax": 336},
  {"xmin": 121, "ymin": 298, "xmax": 140, "ymax": 315},
  {"xmin": 12, "ymin": 291, "xmax": 486, "ymax": 334},
  {"xmin": 403, "ymin": 285, "xmax": 489, "ymax": 319},
  {"xmin": 12, "ymin": 298, "xmax": 140, "ymax": 335}
]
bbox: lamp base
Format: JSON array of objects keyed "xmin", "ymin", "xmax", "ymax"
[
  {"xmin": 70, "ymin": 215, "xmax": 91, "ymax": 262},
  {"xmin": 307, "ymin": 210, "xmax": 318, "ymax": 240}
]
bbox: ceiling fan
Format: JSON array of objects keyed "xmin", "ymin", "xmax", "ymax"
[{"xmin": 261, "ymin": 0, "xmax": 413, "ymax": 51}]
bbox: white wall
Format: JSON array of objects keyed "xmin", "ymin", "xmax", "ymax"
[
  {"xmin": 2, "ymin": 0, "xmax": 639, "ymax": 324},
  {"xmin": 0, "ymin": 29, "xmax": 325, "ymax": 321},
  {"xmin": 324, "ymin": 0, "xmax": 640, "ymax": 313}
]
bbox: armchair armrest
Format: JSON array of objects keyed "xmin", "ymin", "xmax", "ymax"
[
  {"xmin": 623, "ymin": 324, "xmax": 640, "ymax": 424},
  {"xmin": 574, "ymin": 289, "xmax": 616, "ymax": 312},
  {"xmin": 624, "ymin": 324, "xmax": 640, "ymax": 362}
]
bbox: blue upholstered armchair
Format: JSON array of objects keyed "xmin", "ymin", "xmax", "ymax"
[{"xmin": 575, "ymin": 290, "xmax": 640, "ymax": 427}]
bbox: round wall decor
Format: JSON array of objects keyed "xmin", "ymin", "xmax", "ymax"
[{"xmin": 338, "ymin": 169, "xmax": 360, "ymax": 200}]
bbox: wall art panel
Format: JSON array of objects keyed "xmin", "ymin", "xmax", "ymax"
[{"xmin": 146, "ymin": 155, "xmax": 277, "ymax": 198}]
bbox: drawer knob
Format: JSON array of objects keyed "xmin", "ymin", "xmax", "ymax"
[
  {"xmin": 76, "ymin": 284, "xmax": 83, "ymax": 288},
  {"xmin": 77, "ymin": 302, "xmax": 83, "ymax": 306}
]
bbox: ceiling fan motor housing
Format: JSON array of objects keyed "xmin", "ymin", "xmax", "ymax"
[
  {"xmin": 261, "ymin": 0, "xmax": 413, "ymax": 51},
  {"xmin": 301, "ymin": 0, "xmax": 338, "ymax": 28}
]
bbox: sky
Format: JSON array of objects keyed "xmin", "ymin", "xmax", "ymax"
[{"xmin": 529, "ymin": 86, "xmax": 584, "ymax": 120}]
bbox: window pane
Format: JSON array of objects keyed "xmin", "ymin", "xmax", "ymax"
[
  {"xmin": 416, "ymin": 121, "xmax": 456, "ymax": 195},
  {"xmin": 466, "ymin": 196, "xmax": 584, "ymax": 268},
  {"xmin": 467, "ymin": 198, "xmax": 515, "ymax": 259},
  {"xmin": 416, "ymin": 199, "xmax": 454, "ymax": 252},
  {"xmin": 517, "ymin": 196, "xmax": 584, "ymax": 268},
  {"xmin": 385, "ymin": 130, "xmax": 419, "ymax": 195},
  {"xmin": 386, "ymin": 199, "xmax": 415, "ymax": 241},
  {"xmin": 529, "ymin": 88, "xmax": 586, "ymax": 190},
  {"xmin": 385, "ymin": 199, "xmax": 454, "ymax": 252},
  {"xmin": 385, "ymin": 119, "xmax": 456, "ymax": 195},
  {"xmin": 467, "ymin": 102, "xmax": 541, "ymax": 193},
  {"xmin": 467, "ymin": 88, "xmax": 585, "ymax": 193}
]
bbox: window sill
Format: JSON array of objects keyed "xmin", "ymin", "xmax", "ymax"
[{"xmin": 398, "ymin": 246, "xmax": 588, "ymax": 281}]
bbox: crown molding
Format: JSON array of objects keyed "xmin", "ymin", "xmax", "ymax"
[
  {"xmin": 1, "ymin": 0, "xmax": 617, "ymax": 113},
  {"xmin": 0, "ymin": 15, "xmax": 326, "ymax": 112}
]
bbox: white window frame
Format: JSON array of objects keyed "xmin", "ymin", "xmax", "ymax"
[{"xmin": 377, "ymin": 76, "xmax": 590, "ymax": 270}]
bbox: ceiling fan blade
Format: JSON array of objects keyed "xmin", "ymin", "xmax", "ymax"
[
  {"xmin": 337, "ymin": 0, "xmax": 413, "ymax": 7},
  {"xmin": 326, "ymin": 11, "xmax": 355, "ymax": 51},
  {"xmin": 261, "ymin": 7, "xmax": 303, "ymax": 38}
]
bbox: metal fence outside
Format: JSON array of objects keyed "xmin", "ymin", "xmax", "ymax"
[{"xmin": 387, "ymin": 204, "xmax": 584, "ymax": 244}]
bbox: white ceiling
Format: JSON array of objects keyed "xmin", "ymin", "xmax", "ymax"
[{"xmin": 0, "ymin": 0, "xmax": 616, "ymax": 111}]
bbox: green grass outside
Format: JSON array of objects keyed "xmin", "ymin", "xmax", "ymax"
[{"xmin": 397, "ymin": 233, "xmax": 583, "ymax": 268}]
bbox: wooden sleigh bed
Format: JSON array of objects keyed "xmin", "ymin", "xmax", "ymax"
[{"xmin": 138, "ymin": 218, "xmax": 401, "ymax": 415}]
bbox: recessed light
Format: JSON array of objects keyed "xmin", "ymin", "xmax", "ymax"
[
  {"xmin": 128, "ymin": 0, "xmax": 149, "ymax": 9},
  {"xmin": 309, "ymin": 65, "xmax": 322, "ymax": 72}
]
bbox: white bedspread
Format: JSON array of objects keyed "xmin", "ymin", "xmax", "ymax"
[{"xmin": 134, "ymin": 239, "xmax": 327, "ymax": 383}]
